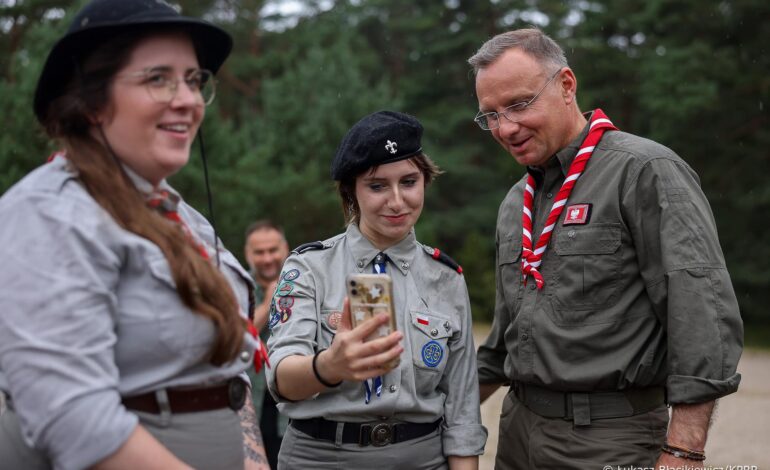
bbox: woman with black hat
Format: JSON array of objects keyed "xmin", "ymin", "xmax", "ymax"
[
  {"xmin": 265, "ymin": 111, "xmax": 487, "ymax": 469},
  {"xmin": 0, "ymin": 1, "xmax": 268, "ymax": 469}
]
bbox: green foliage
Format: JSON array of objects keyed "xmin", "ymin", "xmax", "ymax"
[{"xmin": 1, "ymin": 0, "xmax": 767, "ymax": 332}]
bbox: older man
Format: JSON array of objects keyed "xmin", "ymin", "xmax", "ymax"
[
  {"xmin": 470, "ymin": 28, "xmax": 743, "ymax": 469},
  {"xmin": 243, "ymin": 220, "xmax": 290, "ymax": 470}
]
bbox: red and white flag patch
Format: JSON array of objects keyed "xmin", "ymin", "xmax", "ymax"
[
  {"xmin": 416, "ymin": 316, "xmax": 430, "ymax": 326},
  {"xmin": 563, "ymin": 203, "xmax": 591, "ymax": 225}
]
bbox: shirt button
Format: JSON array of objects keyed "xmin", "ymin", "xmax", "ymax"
[
  {"xmin": 357, "ymin": 259, "xmax": 365, "ymax": 268},
  {"xmin": 239, "ymin": 351, "xmax": 251, "ymax": 362},
  {"xmin": 389, "ymin": 385, "xmax": 398, "ymax": 393},
  {"xmin": 401, "ymin": 261, "xmax": 409, "ymax": 270},
  {"xmin": 546, "ymin": 192, "xmax": 553, "ymax": 199},
  {"xmin": 529, "ymin": 284, "xmax": 536, "ymax": 290},
  {"xmin": 521, "ymin": 333, "xmax": 529, "ymax": 341},
  {"xmin": 430, "ymin": 328, "xmax": 439, "ymax": 337},
  {"xmin": 568, "ymin": 230, "xmax": 576, "ymax": 238}
]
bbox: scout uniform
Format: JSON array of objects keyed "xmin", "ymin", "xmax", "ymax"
[
  {"xmin": 265, "ymin": 111, "xmax": 487, "ymax": 469},
  {"xmin": 478, "ymin": 111, "xmax": 743, "ymax": 468}
]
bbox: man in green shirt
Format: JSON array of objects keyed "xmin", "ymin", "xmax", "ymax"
[
  {"xmin": 244, "ymin": 220, "xmax": 290, "ymax": 470},
  {"xmin": 470, "ymin": 28, "xmax": 743, "ymax": 468}
]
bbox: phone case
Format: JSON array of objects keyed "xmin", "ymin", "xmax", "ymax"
[{"xmin": 346, "ymin": 273, "xmax": 400, "ymax": 368}]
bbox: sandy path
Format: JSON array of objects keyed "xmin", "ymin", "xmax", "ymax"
[{"xmin": 475, "ymin": 325, "xmax": 769, "ymax": 469}]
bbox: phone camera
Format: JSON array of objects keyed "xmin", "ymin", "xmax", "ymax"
[
  {"xmin": 350, "ymin": 289, "xmax": 358, "ymax": 296},
  {"xmin": 350, "ymin": 280, "xmax": 357, "ymax": 286}
]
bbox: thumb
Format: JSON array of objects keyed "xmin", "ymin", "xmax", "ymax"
[{"xmin": 339, "ymin": 297, "xmax": 353, "ymax": 332}]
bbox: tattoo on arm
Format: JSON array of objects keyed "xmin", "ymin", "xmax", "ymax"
[{"xmin": 239, "ymin": 392, "xmax": 268, "ymax": 465}]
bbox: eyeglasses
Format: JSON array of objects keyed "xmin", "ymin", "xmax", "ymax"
[
  {"xmin": 474, "ymin": 69, "xmax": 561, "ymax": 131},
  {"xmin": 120, "ymin": 67, "xmax": 217, "ymax": 106}
]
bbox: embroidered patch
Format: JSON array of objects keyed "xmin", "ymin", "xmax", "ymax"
[
  {"xmin": 282, "ymin": 269, "xmax": 300, "ymax": 281},
  {"xmin": 280, "ymin": 308, "xmax": 292, "ymax": 323},
  {"xmin": 325, "ymin": 311, "xmax": 342, "ymax": 330},
  {"xmin": 268, "ymin": 301, "xmax": 280, "ymax": 329},
  {"xmin": 278, "ymin": 296, "xmax": 294, "ymax": 309},
  {"xmin": 563, "ymin": 203, "xmax": 591, "ymax": 225},
  {"xmin": 416, "ymin": 316, "xmax": 430, "ymax": 326},
  {"xmin": 276, "ymin": 281, "xmax": 294, "ymax": 297},
  {"xmin": 421, "ymin": 340, "xmax": 444, "ymax": 367}
]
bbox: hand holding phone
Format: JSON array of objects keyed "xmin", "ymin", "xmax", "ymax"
[{"xmin": 346, "ymin": 273, "xmax": 400, "ymax": 368}]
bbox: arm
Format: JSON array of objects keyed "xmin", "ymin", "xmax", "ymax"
[
  {"xmin": 252, "ymin": 280, "xmax": 278, "ymax": 331},
  {"xmin": 238, "ymin": 391, "xmax": 269, "ymax": 470},
  {"xmin": 479, "ymin": 383, "xmax": 502, "ymax": 403},
  {"xmin": 92, "ymin": 426, "xmax": 191, "ymax": 470},
  {"xmin": 448, "ymin": 455, "xmax": 479, "ymax": 470},
  {"xmin": 655, "ymin": 401, "xmax": 715, "ymax": 468},
  {"xmin": 274, "ymin": 299, "xmax": 403, "ymax": 401}
]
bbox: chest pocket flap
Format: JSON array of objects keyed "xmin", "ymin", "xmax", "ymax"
[
  {"xmin": 498, "ymin": 237, "xmax": 522, "ymax": 265},
  {"xmin": 554, "ymin": 224, "xmax": 621, "ymax": 255}
]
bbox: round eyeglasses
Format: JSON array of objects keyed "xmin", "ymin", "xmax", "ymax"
[{"xmin": 120, "ymin": 67, "xmax": 217, "ymax": 106}]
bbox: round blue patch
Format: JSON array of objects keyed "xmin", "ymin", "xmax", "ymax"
[
  {"xmin": 421, "ymin": 341, "xmax": 444, "ymax": 368},
  {"xmin": 283, "ymin": 269, "xmax": 300, "ymax": 281}
]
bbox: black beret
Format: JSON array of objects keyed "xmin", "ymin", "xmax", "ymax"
[{"xmin": 331, "ymin": 110, "xmax": 423, "ymax": 181}]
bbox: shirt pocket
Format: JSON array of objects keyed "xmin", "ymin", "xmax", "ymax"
[
  {"xmin": 408, "ymin": 310, "xmax": 453, "ymax": 396},
  {"xmin": 318, "ymin": 309, "xmax": 342, "ymax": 349},
  {"xmin": 549, "ymin": 223, "xmax": 622, "ymax": 319},
  {"xmin": 498, "ymin": 238, "xmax": 523, "ymax": 302}
]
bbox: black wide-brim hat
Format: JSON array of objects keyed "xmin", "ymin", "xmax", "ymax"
[{"xmin": 34, "ymin": 0, "xmax": 233, "ymax": 124}]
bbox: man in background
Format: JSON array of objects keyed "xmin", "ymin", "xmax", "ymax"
[{"xmin": 244, "ymin": 220, "xmax": 290, "ymax": 469}]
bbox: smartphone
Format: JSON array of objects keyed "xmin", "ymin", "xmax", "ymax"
[{"xmin": 346, "ymin": 273, "xmax": 400, "ymax": 368}]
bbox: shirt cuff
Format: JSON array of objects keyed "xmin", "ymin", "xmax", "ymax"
[
  {"xmin": 266, "ymin": 347, "xmax": 312, "ymax": 403},
  {"xmin": 666, "ymin": 372, "xmax": 741, "ymax": 404},
  {"xmin": 441, "ymin": 422, "xmax": 488, "ymax": 457}
]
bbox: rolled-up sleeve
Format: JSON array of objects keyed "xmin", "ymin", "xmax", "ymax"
[
  {"xmin": 265, "ymin": 255, "xmax": 320, "ymax": 402},
  {"xmin": 0, "ymin": 193, "xmax": 137, "ymax": 469},
  {"xmin": 440, "ymin": 281, "xmax": 487, "ymax": 456},
  {"xmin": 624, "ymin": 157, "xmax": 743, "ymax": 404}
]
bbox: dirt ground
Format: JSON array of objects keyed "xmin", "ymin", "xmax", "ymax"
[{"xmin": 475, "ymin": 324, "xmax": 770, "ymax": 469}]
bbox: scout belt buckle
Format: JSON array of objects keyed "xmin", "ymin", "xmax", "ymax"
[
  {"xmin": 227, "ymin": 379, "xmax": 247, "ymax": 411},
  {"xmin": 360, "ymin": 422, "xmax": 393, "ymax": 446}
]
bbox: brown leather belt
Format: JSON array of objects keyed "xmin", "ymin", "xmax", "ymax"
[
  {"xmin": 122, "ymin": 379, "xmax": 247, "ymax": 414},
  {"xmin": 512, "ymin": 382, "xmax": 666, "ymax": 425}
]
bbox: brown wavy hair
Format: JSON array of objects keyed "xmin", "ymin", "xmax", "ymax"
[{"xmin": 42, "ymin": 27, "xmax": 244, "ymax": 365}]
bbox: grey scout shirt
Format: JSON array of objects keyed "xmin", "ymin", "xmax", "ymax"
[
  {"xmin": 477, "ymin": 117, "xmax": 743, "ymax": 405},
  {"xmin": 266, "ymin": 224, "xmax": 487, "ymax": 457},
  {"xmin": 0, "ymin": 157, "xmax": 258, "ymax": 470}
]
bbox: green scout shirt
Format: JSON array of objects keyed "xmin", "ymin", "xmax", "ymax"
[
  {"xmin": 246, "ymin": 283, "xmax": 288, "ymax": 436},
  {"xmin": 266, "ymin": 224, "xmax": 487, "ymax": 457},
  {"xmin": 477, "ymin": 116, "xmax": 743, "ymax": 404}
]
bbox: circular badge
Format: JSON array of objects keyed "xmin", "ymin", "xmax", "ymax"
[
  {"xmin": 282, "ymin": 269, "xmax": 300, "ymax": 281},
  {"xmin": 276, "ymin": 281, "xmax": 294, "ymax": 297},
  {"xmin": 326, "ymin": 311, "xmax": 342, "ymax": 330},
  {"xmin": 278, "ymin": 296, "xmax": 294, "ymax": 309},
  {"xmin": 421, "ymin": 341, "xmax": 444, "ymax": 368}
]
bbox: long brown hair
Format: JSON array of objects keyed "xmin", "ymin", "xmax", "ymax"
[
  {"xmin": 42, "ymin": 28, "xmax": 243, "ymax": 365},
  {"xmin": 336, "ymin": 153, "xmax": 443, "ymax": 225}
]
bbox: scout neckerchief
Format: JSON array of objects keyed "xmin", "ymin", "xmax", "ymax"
[
  {"xmin": 363, "ymin": 252, "xmax": 387, "ymax": 404},
  {"xmin": 520, "ymin": 109, "xmax": 617, "ymax": 289},
  {"xmin": 145, "ymin": 188, "xmax": 270, "ymax": 373}
]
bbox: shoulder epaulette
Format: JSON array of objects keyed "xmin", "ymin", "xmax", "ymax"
[
  {"xmin": 292, "ymin": 241, "xmax": 327, "ymax": 255},
  {"xmin": 422, "ymin": 245, "xmax": 463, "ymax": 274}
]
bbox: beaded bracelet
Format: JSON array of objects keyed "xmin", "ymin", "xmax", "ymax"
[
  {"xmin": 312, "ymin": 349, "xmax": 342, "ymax": 388},
  {"xmin": 661, "ymin": 442, "xmax": 706, "ymax": 461}
]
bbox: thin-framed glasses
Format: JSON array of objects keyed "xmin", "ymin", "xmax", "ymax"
[
  {"xmin": 120, "ymin": 67, "xmax": 217, "ymax": 106},
  {"xmin": 474, "ymin": 69, "xmax": 561, "ymax": 131}
]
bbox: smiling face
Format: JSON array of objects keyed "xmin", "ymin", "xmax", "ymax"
[
  {"xmin": 355, "ymin": 159, "xmax": 425, "ymax": 250},
  {"xmin": 95, "ymin": 32, "xmax": 203, "ymax": 185},
  {"xmin": 475, "ymin": 48, "xmax": 583, "ymax": 168},
  {"xmin": 244, "ymin": 228, "xmax": 289, "ymax": 285}
]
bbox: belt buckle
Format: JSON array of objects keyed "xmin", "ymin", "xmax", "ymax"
[
  {"xmin": 227, "ymin": 379, "xmax": 247, "ymax": 411},
  {"xmin": 369, "ymin": 423, "xmax": 393, "ymax": 447}
]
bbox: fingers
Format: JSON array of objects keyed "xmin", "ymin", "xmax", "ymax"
[
  {"xmin": 339, "ymin": 297, "xmax": 353, "ymax": 332},
  {"xmin": 347, "ymin": 343, "xmax": 403, "ymax": 381},
  {"xmin": 349, "ymin": 312, "xmax": 391, "ymax": 341}
]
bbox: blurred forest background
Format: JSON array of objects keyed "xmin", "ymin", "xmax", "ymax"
[{"xmin": 1, "ymin": 0, "xmax": 768, "ymax": 342}]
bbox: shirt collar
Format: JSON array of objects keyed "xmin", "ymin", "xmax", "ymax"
[
  {"xmin": 345, "ymin": 223, "xmax": 417, "ymax": 275},
  {"xmin": 122, "ymin": 165, "xmax": 181, "ymax": 209}
]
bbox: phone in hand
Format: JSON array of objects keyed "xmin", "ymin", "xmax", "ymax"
[{"xmin": 346, "ymin": 273, "xmax": 400, "ymax": 368}]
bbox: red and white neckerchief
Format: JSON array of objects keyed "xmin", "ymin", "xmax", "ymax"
[{"xmin": 520, "ymin": 109, "xmax": 617, "ymax": 289}]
